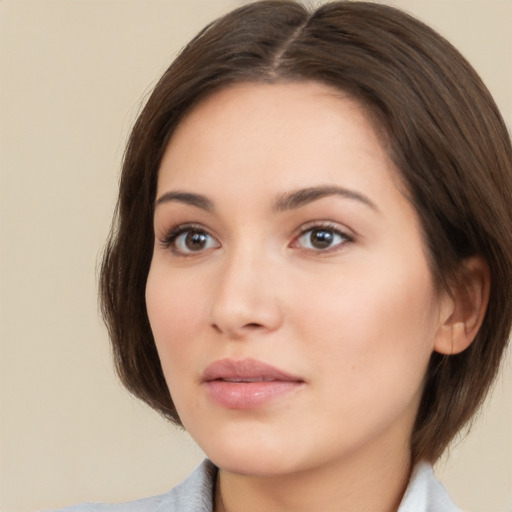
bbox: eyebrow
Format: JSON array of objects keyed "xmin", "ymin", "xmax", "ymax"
[
  {"xmin": 154, "ymin": 185, "xmax": 378, "ymax": 213},
  {"xmin": 154, "ymin": 191, "xmax": 214, "ymax": 211},
  {"xmin": 273, "ymin": 185, "xmax": 379, "ymax": 213}
]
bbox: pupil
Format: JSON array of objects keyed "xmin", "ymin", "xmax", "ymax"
[
  {"xmin": 311, "ymin": 229, "xmax": 333, "ymax": 249},
  {"xmin": 186, "ymin": 231, "xmax": 207, "ymax": 250}
]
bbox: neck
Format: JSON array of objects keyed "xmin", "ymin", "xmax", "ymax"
[{"xmin": 215, "ymin": 442, "xmax": 412, "ymax": 512}]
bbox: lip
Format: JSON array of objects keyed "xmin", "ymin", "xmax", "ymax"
[{"xmin": 201, "ymin": 358, "xmax": 305, "ymax": 409}]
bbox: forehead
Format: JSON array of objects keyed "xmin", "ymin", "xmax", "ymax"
[{"xmin": 158, "ymin": 81, "xmax": 399, "ymax": 196}]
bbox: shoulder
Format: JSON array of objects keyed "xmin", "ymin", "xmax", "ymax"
[
  {"xmin": 44, "ymin": 460, "xmax": 217, "ymax": 512},
  {"xmin": 398, "ymin": 462, "xmax": 462, "ymax": 512}
]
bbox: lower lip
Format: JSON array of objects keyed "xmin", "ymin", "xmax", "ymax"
[{"xmin": 204, "ymin": 380, "xmax": 303, "ymax": 409}]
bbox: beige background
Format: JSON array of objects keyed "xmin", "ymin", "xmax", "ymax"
[{"xmin": 0, "ymin": 1, "xmax": 511, "ymax": 511}]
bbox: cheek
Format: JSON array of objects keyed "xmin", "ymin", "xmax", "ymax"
[
  {"xmin": 145, "ymin": 265, "xmax": 212, "ymax": 422},
  {"xmin": 145, "ymin": 266, "xmax": 207, "ymax": 373},
  {"xmin": 290, "ymin": 256, "xmax": 440, "ymax": 388},
  {"xmin": 290, "ymin": 266, "xmax": 439, "ymax": 450}
]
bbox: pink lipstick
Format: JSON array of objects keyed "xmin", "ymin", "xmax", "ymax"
[{"xmin": 202, "ymin": 358, "xmax": 304, "ymax": 409}]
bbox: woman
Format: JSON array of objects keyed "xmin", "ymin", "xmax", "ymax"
[{"xmin": 56, "ymin": 1, "xmax": 512, "ymax": 511}]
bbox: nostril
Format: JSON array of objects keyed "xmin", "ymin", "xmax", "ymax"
[
  {"xmin": 210, "ymin": 322, "xmax": 262, "ymax": 336},
  {"xmin": 211, "ymin": 324, "xmax": 223, "ymax": 334},
  {"xmin": 245, "ymin": 323, "xmax": 263, "ymax": 329}
]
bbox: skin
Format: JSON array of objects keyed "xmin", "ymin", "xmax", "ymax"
[{"xmin": 145, "ymin": 81, "xmax": 457, "ymax": 512}]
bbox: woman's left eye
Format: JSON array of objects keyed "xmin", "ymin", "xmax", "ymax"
[{"xmin": 293, "ymin": 226, "xmax": 351, "ymax": 252}]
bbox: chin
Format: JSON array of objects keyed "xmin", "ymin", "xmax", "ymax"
[
  {"xmin": 193, "ymin": 427, "xmax": 303, "ymax": 476},
  {"xmin": 210, "ymin": 451, "xmax": 297, "ymax": 477}
]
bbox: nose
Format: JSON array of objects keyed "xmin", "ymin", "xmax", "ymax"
[{"xmin": 209, "ymin": 246, "xmax": 283, "ymax": 339}]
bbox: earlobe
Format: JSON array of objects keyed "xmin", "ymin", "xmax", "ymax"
[{"xmin": 434, "ymin": 256, "xmax": 490, "ymax": 355}]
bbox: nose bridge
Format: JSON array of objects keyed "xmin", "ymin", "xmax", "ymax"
[{"xmin": 209, "ymin": 237, "xmax": 282, "ymax": 337}]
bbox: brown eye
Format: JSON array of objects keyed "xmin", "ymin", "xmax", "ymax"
[
  {"xmin": 309, "ymin": 229, "xmax": 335, "ymax": 249},
  {"xmin": 172, "ymin": 228, "xmax": 220, "ymax": 254},
  {"xmin": 296, "ymin": 226, "xmax": 349, "ymax": 251},
  {"xmin": 185, "ymin": 231, "xmax": 208, "ymax": 250}
]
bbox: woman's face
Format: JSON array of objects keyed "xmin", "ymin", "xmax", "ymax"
[{"xmin": 146, "ymin": 82, "xmax": 450, "ymax": 476}]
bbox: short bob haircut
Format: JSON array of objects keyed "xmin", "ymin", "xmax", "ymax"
[{"xmin": 100, "ymin": 0, "xmax": 512, "ymax": 465}]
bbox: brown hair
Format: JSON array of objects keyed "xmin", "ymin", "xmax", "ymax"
[{"xmin": 100, "ymin": 0, "xmax": 512, "ymax": 464}]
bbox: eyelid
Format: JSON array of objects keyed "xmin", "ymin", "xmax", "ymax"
[
  {"xmin": 158, "ymin": 222, "xmax": 220, "ymax": 255},
  {"xmin": 290, "ymin": 221, "xmax": 354, "ymax": 252}
]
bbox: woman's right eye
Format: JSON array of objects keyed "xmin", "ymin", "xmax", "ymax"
[{"xmin": 163, "ymin": 227, "xmax": 220, "ymax": 255}]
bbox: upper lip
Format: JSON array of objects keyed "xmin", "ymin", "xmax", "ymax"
[{"xmin": 202, "ymin": 358, "xmax": 303, "ymax": 383}]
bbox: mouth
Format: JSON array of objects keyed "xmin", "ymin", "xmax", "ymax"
[{"xmin": 201, "ymin": 358, "xmax": 305, "ymax": 409}]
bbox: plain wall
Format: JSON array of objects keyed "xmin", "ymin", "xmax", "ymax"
[{"xmin": 0, "ymin": 1, "xmax": 510, "ymax": 511}]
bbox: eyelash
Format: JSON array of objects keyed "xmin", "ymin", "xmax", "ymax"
[
  {"xmin": 292, "ymin": 222, "xmax": 353, "ymax": 253},
  {"xmin": 159, "ymin": 223, "xmax": 218, "ymax": 255},
  {"xmin": 158, "ymin": 222, "xmax": 353, "ymax": 256}
]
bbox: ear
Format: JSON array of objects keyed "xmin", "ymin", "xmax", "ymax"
[{"xmin": 434, "ymin": 256, "xmax": 490, "ymax": 355}]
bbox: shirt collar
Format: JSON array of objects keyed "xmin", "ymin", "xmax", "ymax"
[{"xmin": 165, "ymin": 459, "xmax": 460, "ymax": 512}]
